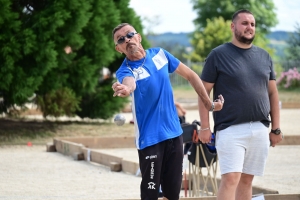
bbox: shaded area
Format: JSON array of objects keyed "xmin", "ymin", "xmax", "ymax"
[
  {"xmin": 0, "ymin": 119, "xmax": 58, "ymax": 143},
  {"xmin": 0, "ymin": 118, "xmax": 135, "ymax": 145}
]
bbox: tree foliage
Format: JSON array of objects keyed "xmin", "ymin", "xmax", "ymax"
[
  {"xmin": 189, "ymin": 17, "xmax": 232, "ymax": 62},
  {"xmin": 189, "ymin": 17, "xmax": 275, "ymax": 62},
  {"xmin": 37, "ymin": 87, "xmax": 81, "ymax": 118},
  {"xmin": 191, "ymin": 0, "xmax": 278, "ymax": 34},
  {"xmin": 285, "ymin": 23, "xmax": 300, "ymax": 63},
  {"xmin": 0, "ymin": 0, "xmax": 148, "ymax": 119},
  {"xmin": 190, "ymin": 0, "xmax": 277, "ymax": 61}
]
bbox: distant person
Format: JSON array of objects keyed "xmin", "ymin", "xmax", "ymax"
[
  {"xmin": 111, "ymin": 23, "xmax": 224, "ymax": 200},
  {"xmin": 198, "ymin": 9, "xmax": 283, "ymax": 200},
  {"xmin": 175, "ymin": 101, "xmax": 186, "ymax": 124}
]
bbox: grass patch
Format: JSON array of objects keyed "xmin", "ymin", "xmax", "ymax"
[
  {"xmin": 278, "ymin": 88, "xmax": 300, "ymax": 103},
  {"xmin": 0, "ymin": 119, "xmax": 134, "ymax": 145}
]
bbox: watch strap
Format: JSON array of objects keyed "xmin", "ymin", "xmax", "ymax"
[
  {"xmin": 271, "ymin": 128, "xmax": 281, "ymax": 135},
  {"xmin": 209, "ymin": 102, "xmax": 215, "ymax": 112}
]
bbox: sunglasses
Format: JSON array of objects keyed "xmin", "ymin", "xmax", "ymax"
[{"xmin": 115, "ymin": 32, "xmax": 137, "ymax": 45}]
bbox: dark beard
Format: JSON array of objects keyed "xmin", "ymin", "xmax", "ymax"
[{"xmin": 234, "ymin": 29, "xmax": 255, "ymax": 44}]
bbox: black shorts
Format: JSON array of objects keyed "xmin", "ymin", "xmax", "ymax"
[{"xmin": 138, "ymin": 135, "xmax": 183, "ymax": 200}]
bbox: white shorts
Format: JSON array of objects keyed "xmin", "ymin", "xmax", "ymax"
[{"xmin": 216, "ymin": 121, "xmax": 269, "ymax": 176}]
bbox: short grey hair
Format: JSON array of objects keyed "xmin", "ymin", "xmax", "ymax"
[{"xmin": 112, "ymin": 23, "xmax": 134, "ymax": 38}]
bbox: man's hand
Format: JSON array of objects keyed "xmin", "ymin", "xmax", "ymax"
[
  {"xmin": 198, "ymin": 129, "xmax": 212, "ymax": 144},
  {"xmin": 112, "ymin": 82, "xmax": 132, "ymax": 97},
  {"xmin": 213, "ymin": 94, "xmax": 224, "ymax": 111},
  {"xmin": 269, "ymin": 133, "xmax": 283, "ymax": 147}
]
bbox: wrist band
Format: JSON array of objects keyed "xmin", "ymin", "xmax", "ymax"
[{"xmin": 200, "ymin": 127, "xmax": 209, "ymax": 131}]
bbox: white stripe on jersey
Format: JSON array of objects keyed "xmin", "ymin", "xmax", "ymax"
[{"xmin": 152, "ymin": 48, "xmax": 168, "ymax": 70}]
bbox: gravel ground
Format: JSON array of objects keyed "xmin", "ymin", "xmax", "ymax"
[
  {"xmin": 253, "ymin": 145, "xmax": 300, "ymax": 194},
  {"xmin": 99, "ymin": 145, "xmax": 300, "ymax": 195},
  {"xmin": 0, "ymin": 109, "xmax": 299, "ymax": 199},
  {"xmin": 0, "ymin": 145, "xmax": 141, "ymax": 200},
  {"xmin": 0, "ymin": 144, "xmax": 300, "ymax": 200}
]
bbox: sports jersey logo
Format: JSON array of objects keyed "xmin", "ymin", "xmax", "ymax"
[
  {"xmin": 134, "ymin": 67, "xmax": 143, "ymax": 74},
  {"xmin": 148, "ymin": 182, "xmax": 156, "ymax": 189},
  {"xmin": 145, "ymin": 155, "xmax": 157, "ymax": 159},
  {"xmin": 150, "ymin": 162, "xmax": 154, "ymax": 179},
  {"xmin": 132, "ymin": 67, "xmax": 150, "ymax": 81}
]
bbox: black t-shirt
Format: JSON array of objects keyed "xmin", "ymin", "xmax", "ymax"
[{"xmin": 201, "ymin": 42, "xmax": 276, "ymax": 132}]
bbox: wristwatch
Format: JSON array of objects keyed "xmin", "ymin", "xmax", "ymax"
[
  {"xmin": 271, "ymin": 128, "xmax": 281, "ymax": 135},
  {"xmin": 209, "ymin": 102, "xmax": 215, "ymax": 112}
]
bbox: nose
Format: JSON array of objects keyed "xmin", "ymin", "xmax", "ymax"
[{"xmin": 125, "ymin": 36, "xmax": 131, "ymax": 43}]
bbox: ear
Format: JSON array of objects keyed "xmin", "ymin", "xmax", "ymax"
[{"xmin": 230, "ymin": 22, "xmax": 234, "ymax": 32}]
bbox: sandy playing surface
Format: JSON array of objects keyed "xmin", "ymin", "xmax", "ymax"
[
  {"xmin": 0, "ymin": 145, "xmax": 141, "ymax": 200},
  {"xmin": 0, "ymin": 109, "xmax": 299, "ymax": 199},
  {"xmin": 1, "ymin": 144, "xmax": 300, "ymax": 199}
]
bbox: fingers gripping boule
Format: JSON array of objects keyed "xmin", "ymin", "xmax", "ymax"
[
  {"xmin": 112, "ymin": 82, "xmax": 130, "ymax": 97},
  {"xmin": 112, "ymin": 82, "xmax": 124, "ymax": 97},
  {"xmin": 213, "ymin": 94, "xmax": 225, "ymax": 111}
]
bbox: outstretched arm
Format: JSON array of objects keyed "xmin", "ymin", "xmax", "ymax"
[
  {"xmin": 112, "ymin": 77, "xmax": 136, "ymax": 98},
  {"xmin": 175, "ymin": 62, "xmax": 224, "ymax": 111}
]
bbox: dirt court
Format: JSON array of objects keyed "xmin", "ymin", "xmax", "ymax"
[
  {"xmin": 0, "ymin": 109, "xmax": 299, "ymax": 199},
  {"xmin": 0, "ymin": 145, "xmax": 142, "ymax": 200},
  {"xmin": 0, "ymin": 144, "xmax": 300, "ymax": 199}
]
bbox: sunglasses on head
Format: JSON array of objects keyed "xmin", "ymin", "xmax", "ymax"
[{"xmin": 116, "ymin": 32, "xmax": 137, "ymax": 45}]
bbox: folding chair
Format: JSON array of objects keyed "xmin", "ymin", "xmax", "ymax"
[
  {"xmin": 181, "ymin": 120, "xmax": 218, "ymax": 197},
  {"xmin": 188, "ymin": 143, "xmax": 218, "ymax": 196}
]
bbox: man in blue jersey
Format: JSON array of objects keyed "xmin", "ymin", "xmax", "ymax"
[
  {"xmin": 111, "ymin": 23, "xmax": 224, "ymax": 200},
  {"xmin": 198, "ymin": 10, "xmax": 283, "ymax": 200}
]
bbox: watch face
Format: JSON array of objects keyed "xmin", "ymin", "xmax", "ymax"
[{"xmin": 273, "ymin": 128, "xmax": 281, "ymax": 135}]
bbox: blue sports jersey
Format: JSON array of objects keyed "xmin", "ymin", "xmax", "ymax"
[{"xmin": 116, "ymin": 47, "xmax": 183, "ymax": 150}]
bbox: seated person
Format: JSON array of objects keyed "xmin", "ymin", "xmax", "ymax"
[{"xmin": 175, "ymin": 101, "xmax": 186, "ymax": 124}]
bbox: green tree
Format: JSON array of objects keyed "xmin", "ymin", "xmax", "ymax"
[
  {"xmin": 191, "ymin": 0, "xmax": 278, "ymax": 35},
  {"xmin": 189, "ymin": 17, "xmax": 275, "ymax": 62},
  {"xmin": 189, "ymin": 1, "xmax": 277, "ymax": 61},
  {"xmin": 0, "ymin": 0, "xmax": 50, "ymax": 113},
  {"xmin": 285, "ymin": 23, "xmax": 300, "ymax": 64},
  {"xmin": 0, "ymin": 0, "xmax": 148, "ymax": 119},
  {"xmin": 189, "ymin": 17, "xmax": 232, "ymax": 62}
]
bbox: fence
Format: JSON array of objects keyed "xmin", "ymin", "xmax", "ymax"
[{"xmin": 170, "ymin": 61, "xmax": 300, "ymax": 87}]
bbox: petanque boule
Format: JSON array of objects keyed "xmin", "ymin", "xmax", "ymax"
[{"xmin": 114, "ymin": 114, "xmax": 126, "ymax": 126}]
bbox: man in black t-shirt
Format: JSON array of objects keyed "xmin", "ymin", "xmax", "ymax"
[{"xmin": 198, "ymin": 9, "xmax": 283, "ymax": 200}]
